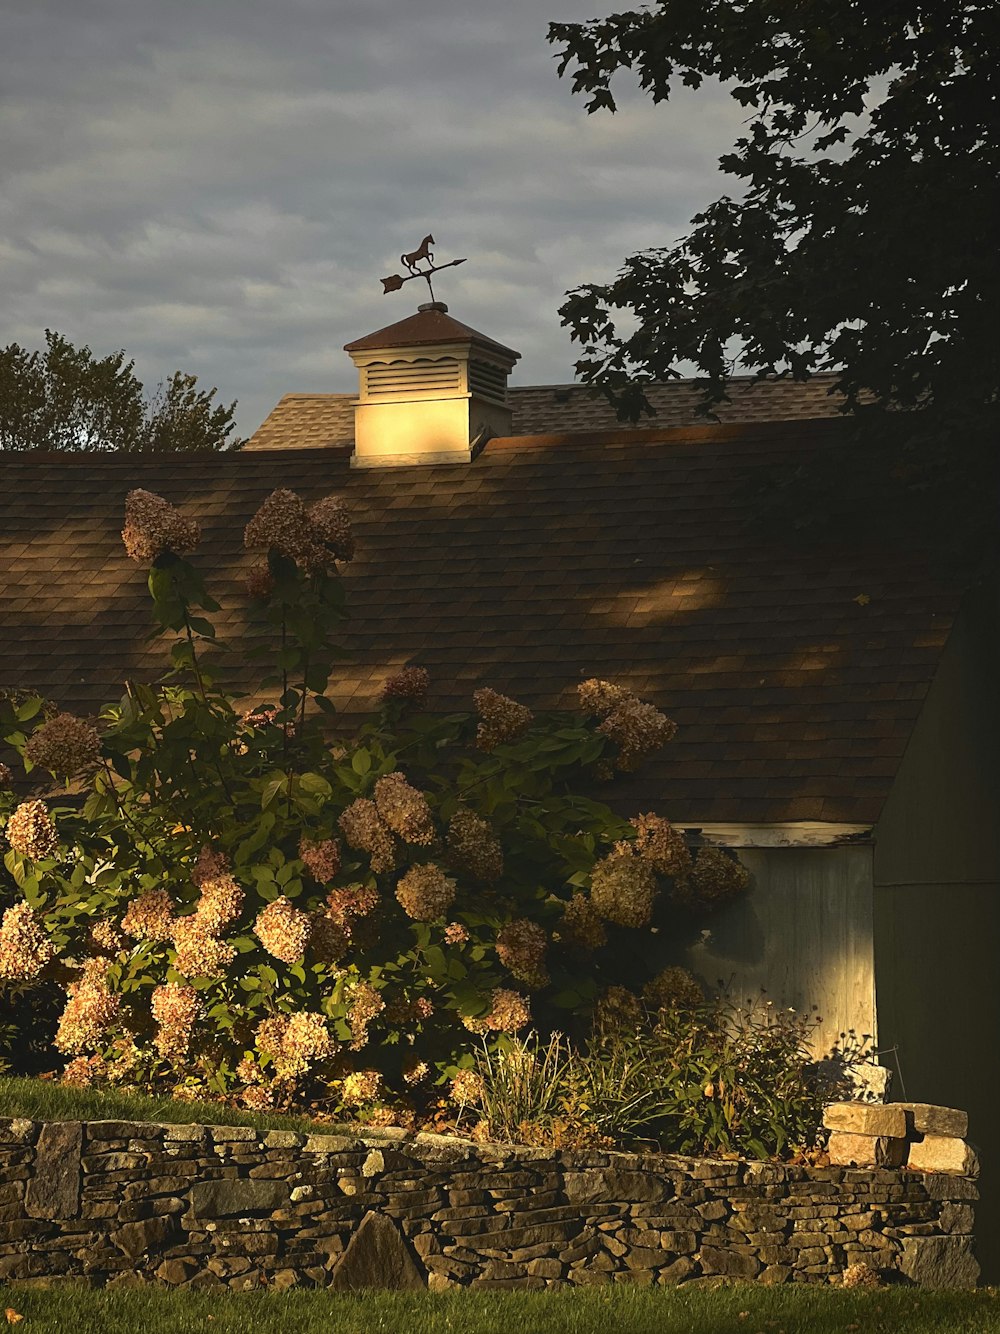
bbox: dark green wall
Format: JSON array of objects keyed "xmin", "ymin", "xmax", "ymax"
[{"xmin": 874, "ymin": 574, "xmax": 1000, "ymax": 1281}]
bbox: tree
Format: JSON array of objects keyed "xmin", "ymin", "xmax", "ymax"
[
  {"xmin": 548, "ymin": 2, "xmax": 999, "ymax": 573},
  {"xmin": 0, "ymin": 329, "xmax": 242, "ymax": 452}
]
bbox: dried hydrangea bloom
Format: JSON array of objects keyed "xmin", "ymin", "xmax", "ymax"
[
  {"xmin": 395, "ymin": 862, "xmax": 457, "ymax": 922},
  {"xmin": 309, "ymin": 914, "xmax": 350, "ymax": 964},
  {"xmin": 380, "ymin": 667, "xmax": 429, "ymax": 705},
  {"xmin": 446, "ymin": 809, "xmax": 503, "ymax": 883},
  {"xmin": 374, "ymin": 773, "xmax": 435, "ymax": 845},
  {"xmin": 299, "ymin": 835, "xmax": 341, "ymax": 882},
  {"xmin": 0, "ymin": 902, "xmax": 54, "ymax": 980},
  {"xmin": 559, "ymin": 894, "xmax": 607, "ymax": 953},
  {"xmin": 598, "ymin": 697, "xmax": 677, "ymax": 772},
  {"xmin": 484, "ymin": 987, "xmax": 531, "ymax": 1033},
  {"xmin": 242, "ymin": 1084, "xmax": 277, "ymax": 1112},
  {"xmin": 313, "ymin": 883, "xmax": 378, "ymax": 959},
  {"xmin": 255, "ymin": 1014, "xmax": 290, "ymax": 1062},
  {"xmin": 841, "ymin": 1262, "xmax": 882, "ymax": 1289},
  {"xmin": 0, "ymin": 762, "xmax": 12, "ymax": 789},
  {"xmin": 496, "ymin": 918, "xmax": 549, "ymax": 989},
  {"xmin": 443, "ymin": 921, "xmax": 470, "ymax": 945},
  {"xmin": 87, "ymin": 918, "xmax": 124, "ymax": 957},
  {"xmin": 642, "ymin": 967, "xmax": 704, "ymax": 1012},
  {"xmin": 192, "ymin": 845, "xmax": 230, "ymax": 888},
  {"xmin": 252, "ymin": 896, "xmax": 311, "ymax": 964},
  {"xmin": 121, "ymin": 489, "xmax": 200, "ymax": 563},
  {"xmin": 402, "ymin": 1057, "xmax": 430, "ymax": 1086},
  {"xmin": 55, "ymin": 957, "xmax": 120, "ymax": 1054},
  {"xmin": 151, "ymin": 981, "xmax": 201, "ymax": 1060},
  {"xmin": 325, "ymin": 882, "xmax": 379, "ymax": 927},
  {"xmin": 308, "ymin": 495, "xmax": 355, "ymax": 563},
  {"xmin": 244, "ymin": 488, "xmax": 315, "ymax": 562},
  {"xmin": 384, "ymin": 994, "xmax": 434, "ymax": 1025},
  {"xmin": 594, "ymin": 985, "xmax": 644, "ymax": 1033},
  {"xmin": 589, "ymin": 850, "xmax": 658, "ymax": 928},
  {"xmin": 625, "ymin": 812, "xmax": 693, "ymax": 879},
  {"xmin": 449, "ymin": 1068, "xmax": 484, "ymax": 1106},
  {"xmin": 473, "ymin": 688, "xmax": 534, "ymax": 751},
  {"xmin": 235, "ymin": 1054, "xmax": 262, "ymax": 1086},
  {"xmin": 338, "ymin": 798, "xmax": 397, "ymax": 874},
  {"xmin": 674, "ymin": 847, "xmax": 750, "ymax": 911},
  {"xmin": 269, "ymin": 1011, "xmax": 335, "ymax": 1080},
  {"xmin": 245, "ymin": 561, "xmax": 275, "ymax": 600},
  {"xmin": 24, "ymin": 712, "xmax": 100, "ymax": 778},
  {"xmin": 195, "ymin": 873, "xmax": 244, "ymax": 933},
  {"xmin": 5, "ymin": 799, "xmax": 59, "ymax": 860},
  {"xmin": 577, "ymin": 678, "xmax": 631, "ymax": 718},
  {"xmin": 171, "ymin": 915, "xmax": 237, "ymax": 979},
  {"xmin": 347, "ymin": 979, "xmax": 385, "ymax": 1051},
  {"xmin": 340, "ymin": 1068, "xmax": 384, "ymax": 1107},
  {"xmin": 60, "ymin": 1054, "xmax": 108, "ymax": 1088},
  {"xmin": 121, "ymin": 887, "xmax": 174, "ymax": 942}
]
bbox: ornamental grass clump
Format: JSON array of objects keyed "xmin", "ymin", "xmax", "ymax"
[
  {"xmin": 0, "ymin": 486, "xmax": 754, "ymax": 1126},
  {"xmin": 470, "ymin": 988, "xmax": 866, "ymax": 1159}
]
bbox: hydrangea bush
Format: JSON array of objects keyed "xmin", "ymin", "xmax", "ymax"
[{"xmin": 0, "ymin": 487, "xmax": 750, "ymax": 1123}]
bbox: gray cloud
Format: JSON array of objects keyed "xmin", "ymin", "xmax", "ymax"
[{"xmin": 0, "ymin": 0, "xmax": 746, "ymax": 441}]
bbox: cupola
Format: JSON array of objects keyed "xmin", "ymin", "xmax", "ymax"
[{"xmin": 343, "ymin": 302, "xmax": 520, "ymax": 467}]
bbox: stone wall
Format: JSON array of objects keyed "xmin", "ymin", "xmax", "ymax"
[{"xmin": 0, "ymin": 1115, "xmax": 979, "ymax": 1292}]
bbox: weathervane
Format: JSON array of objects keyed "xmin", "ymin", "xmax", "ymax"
[{"xmin": 381, "ymin": 234, "xmax": 467, "ymax": 302}]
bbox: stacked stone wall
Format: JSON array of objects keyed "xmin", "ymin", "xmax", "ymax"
[{"xmin": 0, "ymin": 1115, "xmax": 979, "ymax": 1292}]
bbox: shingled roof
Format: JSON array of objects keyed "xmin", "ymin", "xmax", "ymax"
[
  {"xmin": 244, "ymin": 373, "xmax": 847, "ymax": 452},
  {"xmin": 0, "ymin": 380, "xmax": 961, "ymax": 827}
]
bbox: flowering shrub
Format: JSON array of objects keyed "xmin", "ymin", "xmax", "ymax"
[{"xmin": 0, "ymin": 486, "xmax": 751, "ymax": 1121}]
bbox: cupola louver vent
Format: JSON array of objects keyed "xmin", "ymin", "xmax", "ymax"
[
  {"xmin": 468, "ymin": 359, "xmax": 509, "ymax": 404},
  {"xmin": 365, "ymin": 357, "xmax": 462, "ymax": 397}
]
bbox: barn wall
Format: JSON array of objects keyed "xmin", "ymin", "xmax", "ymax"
[
  {"xmin": 873, "ymin": 574, "xmax": 1000, "ymax": 1281},
  {"xmin": 662, "ymin": 845, "xmax": 877, "ymax": 1062}
]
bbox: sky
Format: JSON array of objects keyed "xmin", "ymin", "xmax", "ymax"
[{"xmin": 0, "ymin": 0, "xmax": 746, "ymax": 443}]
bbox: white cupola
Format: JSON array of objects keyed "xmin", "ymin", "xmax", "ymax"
[{"xmin": 343, "ymin": 302, "xmax": 521, "ymax": 467}]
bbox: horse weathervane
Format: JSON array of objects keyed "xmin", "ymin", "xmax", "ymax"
[{"xmin": 381, "ymin": 234, "xmax": 467, "ymax": 303}]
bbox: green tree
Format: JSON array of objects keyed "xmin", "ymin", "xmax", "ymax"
[
  {"xmin": 0, "ymin": 329, "xmax": 241, "ymax": 452},
  {"xmin": 549, "ymin": 2, "xmax": 999, "ymax": 572}
]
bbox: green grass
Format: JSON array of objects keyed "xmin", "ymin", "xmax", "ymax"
[
  {"xmin": 0, "ymin": 1286, "xmax": 998, "ymax": 1334},
  {"xmin": 0, "ymin": 1073, "xmax": 362, "ymax": 1136}
]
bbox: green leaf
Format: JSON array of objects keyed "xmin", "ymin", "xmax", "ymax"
[{"xmin": 352, "ymin": 749, "xmax": 372, "ymax": 776}]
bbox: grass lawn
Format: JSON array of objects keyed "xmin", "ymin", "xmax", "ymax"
[
  {"xmin": 0, "ymin": 1073, "xmax": 349, "ymax": 1135},
  {"xmin": 0, "ymin": 1286, "xmax": 998, "ymax": 1334}
]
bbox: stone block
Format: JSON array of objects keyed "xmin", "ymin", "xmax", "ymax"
[
  {"xmin": 657, "ymin": 1257, "xmax": 696, "ymax": 1285},
  {"xmin": 25, "ymin": 1121, "xmax": 82, "ymax": 1220},
  {"xmin": 329, "ymin": 1211, "xmax": 426, "ymax": 1291},
  {"xmin": 823, "ymin": 1103, "xmax": 907, "ymax": 1138},
  {"xmin": 563, "ymin": 1170, "xmax": 667, "ymax": 1204},
  {"xmin": 155, "ymin": 1258, "xmax": 198, "ymax": 1285},
  {"xmin": 827, "ymin": 1132, "xmax": 906, "ymax": 1169},
  {"xmin": 697, "ymin": 1245, "xmax": 760, "ymax": 1279},
  {"xmin": 940, "ymin": 1202, "xmax": 975, "ymax": 1234},
  {"xmin": 922, "ymin": 1174, "xmax": 978, "ymax": 1201},
  {"xmin": 906, "ymin": 1136, "xmax": 978, "ymax": 1178},
  {"xmin": 897, "ymin": 1104, "xmax": 968, "ymax": 1139},
  {"xmin": 111, "ymin": 1215, "xmax": 178, "ymax": 1258},
  {"xmin": 526, "ymin": 1258, "xmax": 563, "ymax": 1278},
  {"xmin": 189, "ymin": 1178, "xmax": 291, "ymax": 1218},
  {"xmin": 900, "ymin": 1235, "xmax": 979, "ymax": 1289}
]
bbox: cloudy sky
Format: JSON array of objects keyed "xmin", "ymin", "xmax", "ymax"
[{"xmin": 1, "ymin": 0, "xmax": 745, "ymax": 443}]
